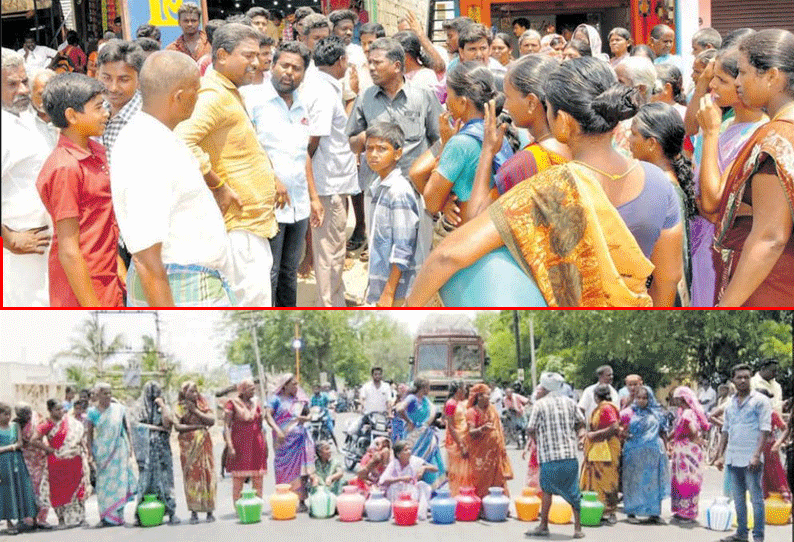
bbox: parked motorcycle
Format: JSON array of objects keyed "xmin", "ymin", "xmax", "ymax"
[
  {"xmin": 342, "ymin": 411, "xmax": 390, "ymax": 471},
  {"xmin": 309, "ymin": 406, "xmax": 334, "ymax": 444}
]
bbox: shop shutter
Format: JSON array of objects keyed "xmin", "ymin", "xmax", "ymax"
[{"xmin": 711, "ymin": 0, "xmax": 794, "ymax": 35}]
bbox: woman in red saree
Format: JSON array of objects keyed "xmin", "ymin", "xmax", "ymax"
[
  {"xmin": 224, "ymin": 379, "xmax": 268, "ymax": 505},
  {"xmin": 465, "ymin": 383, "xmax": 513, "ymax": 500},
  {"xmin": 32, "ymin": 399, "xmax": 89, "ymax": 528},
  {"xmin": 175, "ymin": 381, "xmax": 217, "ymax": 523},
  {"xmin": 757, "ymin": 389, "xmax": 791, "ymax": 502},
  {"xmin": 714, "ymin": 29, "xmax": 794, "ymax": 306},
  {"xmin": 579, "ymin": 384, "xmax": 621, "ymax": 524}
]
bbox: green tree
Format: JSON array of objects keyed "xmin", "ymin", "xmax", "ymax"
[
  {"xmin": 57, "ymin": 316, "xmax": 127, "ymax": 386},
  {"xmin": 224, "ymin": 311, "xmax": 370, "ymax": 388},
  {"xmin": 480, "ymin": 310, "xmax": 792, "ymax": 393}
]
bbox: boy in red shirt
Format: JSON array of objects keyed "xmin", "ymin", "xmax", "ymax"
[{"xmin": 36, "ymin": 73, "xmax": 124, "ymax": 306}]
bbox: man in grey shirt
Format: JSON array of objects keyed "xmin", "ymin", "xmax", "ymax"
[{"xmin": 346, "ymin": 37, "xmax": 441, "ymax": 230}]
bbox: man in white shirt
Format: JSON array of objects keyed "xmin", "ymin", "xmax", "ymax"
[
  {"xmin": 359, "ymin": 367, "xmax": 391, "ymax": 414},
  {"xmin": 750, "ymin": 359, "xmax": 783, "ymax": 412},
  {"xmin": 18, "ymin": 33, "xmax": 57, "ymax": 73},
  {"xmin": 302, "ymin": 36, "xmax": 359, "ymax": 306},
  {"xmin": 697, "ymin": 378, "xmax": 717, "ymax": 414},
  {"xmin": 1, "ymin": 48, "xmax": 52, "ymax": 306},
  {"xmin": 111, "ymin": 51, "xmax": 234, "ymax": 306},
  {"xmin": 577, "ymin": 365, "xmax": 619, "ymax": 428}
]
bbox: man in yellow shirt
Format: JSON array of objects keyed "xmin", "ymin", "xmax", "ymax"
[{"xmin": 176, "ymin": 23, "xmax": 289, "ymax": 306}]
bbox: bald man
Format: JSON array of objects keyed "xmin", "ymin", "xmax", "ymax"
[
  {"xmin": 618, "ymin": 374, "xmax": 659, "ymax": 409},
  {"xmin": 28, "ymin": 68, "xmax": 58, "ymax": 148},
  {"xmin": 110, "ymin": 50, "xmax": 234, "ymax": 306}
]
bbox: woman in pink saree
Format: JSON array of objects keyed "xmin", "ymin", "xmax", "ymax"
[{"xmin": 668, "ymin": 386, "xmax": 710, "ymax": 524}]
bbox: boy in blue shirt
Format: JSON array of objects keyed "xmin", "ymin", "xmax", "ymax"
[{"xmin": 364, "ymin": 122, "xmax": 427, "ymax": 307}]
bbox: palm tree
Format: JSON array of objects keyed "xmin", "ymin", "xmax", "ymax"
[{"xmin": 56, "ymin": 316, "xmax": 127, "ymax": 377}]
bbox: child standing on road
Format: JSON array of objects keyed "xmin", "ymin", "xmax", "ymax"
[{"xmin": 364, "ymin": 122, "xmax": 430, "ymax": 307}]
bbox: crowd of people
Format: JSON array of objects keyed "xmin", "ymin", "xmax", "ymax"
[
  {"xmin": 2, "ymin": 1, "xmax": 792, "ymax": 307},
  {"xmin": 1, "ymin": 360, "xmax": 789, "ymax": 538}
]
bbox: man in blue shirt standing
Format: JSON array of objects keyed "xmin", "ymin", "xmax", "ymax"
[{"xmin": 714, "ymin": 363, "xmax": 772, "ymax": 542}]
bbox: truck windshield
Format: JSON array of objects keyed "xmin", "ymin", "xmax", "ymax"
[
  {"xmin": 451, "ymin": 344, "xmax": 481, "ymax": 377},
  {"xmin": 416, "ymin": 343, "xmax": 448, "ymax": 377}
]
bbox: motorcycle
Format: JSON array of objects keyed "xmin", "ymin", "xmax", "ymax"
[
  {"xmin": 309, "ymin": 406, "xmax": 334, "ymax": 444},
  {"xmin": 501, "ymin": 409, "xmax": 527, "ymax": 449},
  {"xmin": 342, "ymin": 411, "xmax": 390, "ymax": 471},
  {"xmin": 335, "ymin": 396, "xmax": 349, "ymax": 413}
]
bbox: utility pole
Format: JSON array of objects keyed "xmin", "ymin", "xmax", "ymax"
[
  {"xmin": 293, "ymin": 320, "xmax": 302, "ymax": 384},
  {"xmin": 530, "ymin": 315, "xmax": 537, "ymax": 389},
  {"xmin": 513, "ymin": 310, "xmax": 522, "ymax": 374},
  {"xmin": 247, "ymin": 313, "xmax": 267, "ymax": 404}
]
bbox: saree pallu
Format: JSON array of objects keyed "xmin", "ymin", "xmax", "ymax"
[
  {"xmin": 494, "ymin": 143, "xmax": 568, "ymax": 195},
  {"xmin": 175, "ymin": 402, "xmax": 216, "ymax": 512},
  {"xmin": 465, "ymin": 405, "xmax": 513, "ymax": 499},
  {"xmin": 689, "ymin": 119, "xmax": 765, "ymax": 306},
  {"xmin": 714, "ymin": 119, "xmax": 794, "ymax": 306},
  {"xmin": 88, "ymin": 404, "xmax": 136, "ymax": 525},
  {"xmin": 670, "ymin": 410, "xmax": 705, "ymax": 520},
  {"xmin": 40, "ymin": 415, "xmax": 90, "ymax": 525},
  {"xmin": 580, "ymin": 403, "xmax": 620, "ymax": 514},
  {"xmin": 489, "ymin": 163, "xmax": 654, "ymax": 306},
  {"xmin": 269, "ymin": 395, "xmax": 315, "ymax": 487},
  {"xmin": 21, "ymin": 416, "xmax": 49, "ymax": 522},
  {"xmin": 405, "ymin": 425, "xmax": 446, "ymax": 487},
  {"xmin": 444, "ymin": 399, "xmax": 471, "ymax": 495}
]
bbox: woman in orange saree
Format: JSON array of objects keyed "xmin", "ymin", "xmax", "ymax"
[
  {"xmin": 465, "ymin": 384, "xmax": 513, "ymax": 500},
  {"xmin": 174, "ymin": 381, "xmax": 216, "ymax": 524},
  {"xmin": 579, "ymin": 384, "xmax": 621, "ymax": 524}
]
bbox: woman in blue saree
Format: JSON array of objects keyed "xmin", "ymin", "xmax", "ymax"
[
  {"xmin": 619, "ymin": 386, "xmax": 670, "ymax": 524},
  {"xmin": 265, "ymin": 373, "xmax": 315, "ymax": 513},
  {"xmin": 86, "ymin": 383, "xmax": 137, "ymax": 527},
  {"xmin": 395, "ymin": 378, "xmax": 445, "ymax": 487}
]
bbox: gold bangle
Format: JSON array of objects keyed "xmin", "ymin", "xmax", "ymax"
[{"xmin": 209, "ymin": 178, "xmax": 226, "ymax": 190}]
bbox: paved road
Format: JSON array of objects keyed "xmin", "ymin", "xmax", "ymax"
[{"xmin": 11, "ymin": 412, "xmax": 790, "ymax": 542}]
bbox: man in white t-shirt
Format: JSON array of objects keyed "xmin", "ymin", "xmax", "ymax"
[
  {"xmin": 111, "ymin": 51, "xmax": 233, "ymax": 306},
  {"xmin": 302, "ymin": 36, "xmax": 359, "ymax": 306},
  {"xmin": 577, "ymin": 365, "xmax": 619, "ymax": 428},
  {"xmin": 359, "ymin": 367, "xmax": 391, "ymax": 414}
]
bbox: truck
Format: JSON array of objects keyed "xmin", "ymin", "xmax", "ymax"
[{"xmin": 409, "ymin": 323, "xmax": 489, "ymax": 404}]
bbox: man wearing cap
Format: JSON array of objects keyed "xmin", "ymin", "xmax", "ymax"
[
  {"xmin": 526, "ymin": 372, "xmax": 586, "ymax": 539},
  {"xmin": 750, "ymin": 359, "xmax": 783, "ymax": 412}
]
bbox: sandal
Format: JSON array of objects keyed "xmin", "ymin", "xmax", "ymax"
[
  {"xmin": 359, "ymin": 245, "xmax": 369, "ymax": 262},
  {"xmin": 525, "ymin": 527, "xmax": 550, "ymax": 537},
  {"xmin": 719, "ymin": 536, "xmax": 749, "ymax": 542},
  {"xmin": 346, "ymin": 235, "xmax": 366, "ymax": 252}
]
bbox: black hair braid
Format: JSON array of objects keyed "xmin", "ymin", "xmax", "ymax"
[{"xmin": 671, "ymin": 153, "xmax": 697, "ymax": 219}]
